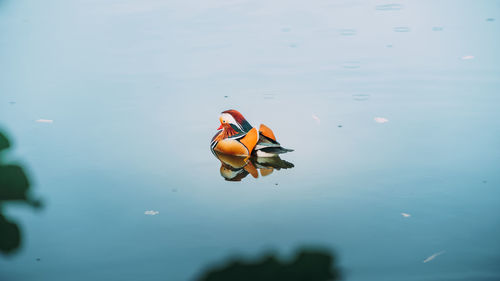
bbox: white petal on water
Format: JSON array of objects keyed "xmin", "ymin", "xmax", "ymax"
[
  {"xmin": 461, "ymin": 55, "xmax": 474, "ymax": 60},
  {"xmin": 423, "ymin": 251, "xmax": 445, "ymax": 263},
  {"xmin": 374, "ymin": 117, "xmax": 389, "ymax": 123},
  {"xmin": 144, "ymin": 210, "xmax": 159, "ymax": 216},
  {"xmin": 401, "ymin": 212, "xmax": 411, "ymax": 218},
  {"xmin": 36, "ymin": 119, "xmax": 53, "ymax": 123},
  {"xmin": 312, "ymin": 114, "xmax": 321, "ymax": 124}
]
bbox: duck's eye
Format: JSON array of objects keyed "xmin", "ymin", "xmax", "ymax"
[{"xmin": 223, "ymin": 120, "xmax": 226, "ymax": 123}]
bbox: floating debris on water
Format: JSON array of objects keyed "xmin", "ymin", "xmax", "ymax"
[
  {"xmin": 9, "ymin": 101, "xmax": 16, "ymax": 105},
  {"xmin": 339, "ymin": 29, "xmax": 356, "ymax": 36},
  {"xmin": 275, "ymin": 183, "xmax": 278, "ymax": 186},
  {"xmin": 374, "ymin": 117, "xmax": 389, "ymax": 123},
  {"xmin": 312, "ymin": 114, "xmax": 321, "ymax": 124},
  {"xmin": 393, "ymin": 27, "xmax": 411, "ymax": 32},
  {"xmin": 172, "ymin": 188, "xmax": 178, "ymax": 192},
  {"xmin": 432, "ymin": 26, "xmax": 444, "ymax": 31},
  {"xmin": 375, "ymin": 4, "xmax": 403, "ymax": 11},
  {"xmin": 144, "ymin": 210, "xmax": 159, "ymax": 216},
  {"xmin": 386, "ymin": 44, "xmax": 393, "ymax": 48},
  {"xmin": 486, "ymin": 18, "xmax": 495, "ymax": 22},
  {"xmin": 423, "ymin": 251, "xmax": 445, "ymax": 263},
  {"xmin": 36, "ymin": 258, "xmax": 41, "ymax": 261},
  {"xmin": 482, "ymin": 180, "xmax": 487, "ymax": 184},
  {"xmin": 35, "ymin": 119, "xmax": 53, "ymax": 123},
  {"xmin": 462, "ymin": 55, "xmax": 474, "ymax": 60},
  {"xmin": 401, "ymin": 212, "xmax": 411, "ymax": 218},
  {"xmin": 224, "ymin": 95, "xmax": 228, "ymax": 98},
  {"xmin": 337, "ymin": 125, "xmax": 342, "ymax": 128}
]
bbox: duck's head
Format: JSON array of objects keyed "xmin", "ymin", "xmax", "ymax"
[{"xmin": 217, "ymin": 109, "xmax": 253, "ymax": 133}]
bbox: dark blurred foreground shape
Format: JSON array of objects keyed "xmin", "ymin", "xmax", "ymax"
[
  {"xmin": 0, "ymin": 130, "xmax": 41, "ymax": 255},
  {"xmin": 196, "ymin": 248, "xmax": 341, "ymax": 281}
]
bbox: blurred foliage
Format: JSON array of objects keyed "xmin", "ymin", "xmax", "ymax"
[
  {"xmin": 196, "ymin": 248, "xmax": 341, "ymax": 281},
  {"xmin": 0, "ymin": 130, "xmax": 40, "ymax": 255}
]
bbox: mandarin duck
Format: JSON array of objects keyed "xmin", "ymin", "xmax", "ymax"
[{"xmin": 210, "ymin": 109, "xmax": 293, "ymax": 157}]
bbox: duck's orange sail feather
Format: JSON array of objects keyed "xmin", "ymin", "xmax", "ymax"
[{"xmin": 259, "ymin": 124, "xmax": 277, "ymax": 141}]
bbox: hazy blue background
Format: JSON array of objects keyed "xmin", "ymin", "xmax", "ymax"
[{"xmin": 1, "ymin": 0, "xmax": 499, "ymax": 280}]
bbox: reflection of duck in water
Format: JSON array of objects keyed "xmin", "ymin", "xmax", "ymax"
[
  {"xmin": 210, "ymin": 110, "xmax": 294, "ymax": 181},
  {"xmin": 210, "ymin": 109, "xmax": 293, "ymax": 157},
  {"xmin": 215, "ymin": 151, "xmax": 294, "ymax": 181}
]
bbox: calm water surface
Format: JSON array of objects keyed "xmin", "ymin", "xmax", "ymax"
[{"xmin": 1, "ymin": 0, "xmax": 500, "ymax": 280}]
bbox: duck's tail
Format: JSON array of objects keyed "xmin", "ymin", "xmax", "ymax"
[{"xmin": 253, "ymin": 124, "xmax": 293, "ymax": 157}]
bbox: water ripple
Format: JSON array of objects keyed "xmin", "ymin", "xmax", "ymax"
[
  {"xmin": 393, "ymin": 26, "xmax": 411, "ymax": 32},
  {"xmin": 339, "ymin": 29, "xmax": 357, "ymax": 36},
  {"xmin": 342, "ymin": 61, "xmax": 361, "ymax": 69},
  {"xmin": 352, "ymin": 94, "xmax": 370, "ymax": 101},
  {"xmin": 375, "ymin": 4, "xmax": 403, "ymax": 11}
]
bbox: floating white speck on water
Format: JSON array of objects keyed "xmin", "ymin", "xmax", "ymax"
[
  {"xmin": 461, "ymin": 55, "xmax": 474, "ymax": 60},
  {"xmin": 374, "ymin": 117, "xmax": 389, "ymax": 123},
  {"xmin": 145, "ymin": 210, "xmax": 159, "ymax": 216},
  {"xmin": 36, "ymin": 119, "xmax": 53, "ymax": 123},
  {"xmin": 312, "ymin": 114, "xmax": 321, "ymax": 124},
  {"xmin": 401, "ymin": 212, "xmax": 411, "ymax": 218},
  {"xmin": 423, "ymin": 251, "xmax": 445, "ymax": 263}
]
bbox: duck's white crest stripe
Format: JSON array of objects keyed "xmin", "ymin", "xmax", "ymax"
[{"xmin": 221, "ymin": 113, "xmax": 244, "ymax": 132}]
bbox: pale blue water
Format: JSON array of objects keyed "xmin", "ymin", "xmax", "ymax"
[{"xmin": 1, "ymin": 0, "xmax": 500, "ymax": 280}]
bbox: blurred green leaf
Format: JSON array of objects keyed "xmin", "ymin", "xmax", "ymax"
[
  {"xmin": 0, "ymin": 129, "xmax": 40, "ymax": 256},
  {"xmin": 0, "ymin": 132, "xmax": 10, "ymax": 151},
  {"xmin": 0, "ymin": 165, "xmax": 30, "ymax": 200},
  {"xmin": 197, "ymin": 249, "xmax": 340, "ymax": 281},
  {"xmin": 0, "ymin": 215, "xmax": 21, "ymax": 254}
]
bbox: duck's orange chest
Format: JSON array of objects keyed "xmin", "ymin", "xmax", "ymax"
[{"xmin": 213, "ymin": 128, "xmax": 258, "ymax": 157}]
